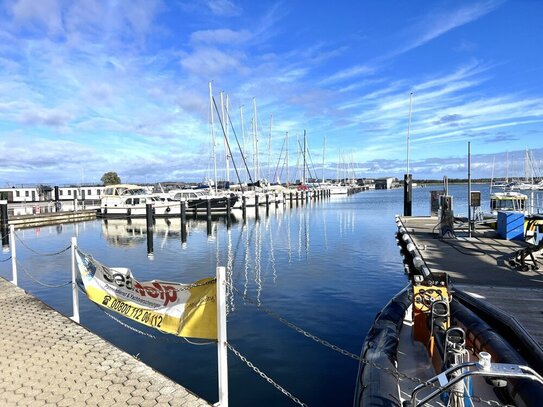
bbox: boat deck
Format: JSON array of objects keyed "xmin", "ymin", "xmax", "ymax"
[
  {"xmin": 0, "ymin": 277, "xmax": 211, "ymax": 407},
  {"xmin": 399, "ymin": 216, "xmax": 543, "ymax": 348}
]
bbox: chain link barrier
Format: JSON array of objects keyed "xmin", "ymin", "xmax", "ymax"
[
  {"xmin": 230, "ymin": 284, "xmax": 511, "ymax": 407},
  {"xmin": 227, "ymin": 342, "xmax": 308, "ymax": 407},
  {"xmin": 96, "ymin": 301, "xmax": 216, "ymax": 345},
  {"xmin": 14, "ymin": 232, "xmax": 71, "ymax": 256},
  {"xmin": 15, "ymin": 259, "xmax": 72, "ymax": 288}
]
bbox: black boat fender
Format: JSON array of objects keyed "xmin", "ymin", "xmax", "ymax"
[
  {"xmin": 354, "ymin": 287, "xmax": 411, "ymax": 407},
  {"xmin": 450, "ymin": 298, "xmax": 543, "ymax": 407}
]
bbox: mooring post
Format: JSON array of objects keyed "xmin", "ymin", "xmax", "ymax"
[
  {"xmin": 216, "ymin": 266, "xmax": 229, "ymax": 407},
  {"xmin": 403, "ymin": 174, "xmax": 412, "ymax": 216},
  {"xmin": 207, "ymin": 198, "xmax": 212, "ymax": 219},
  {"xmin": 10, "ymin": 224, "xmax": 17, "ymax": 286},
  {"xmin": 71, "ymin": 236, "xmax": 80, "ymax": 323},
  {"xmin": 242, "ymin": 195, "xmax": 246, "ymax": 221},
  {"xmin": 146, "ymin": 203, "xmax": 154, "ymax": 257},
  {"xmin": 274, "ymin": 193, "xmax": 279, "ymax": 208},
  {"xmin": 255, "ymin": 194, "xmax": 259, "ymax": 218},
  {"xmin": 180, "ymin": 200, "xmax": 187, "ymax": 243},
  {"xmin": 0, "ymin": 199, "xmax": 8, "ymax": 232},
  {"xmin": 290, "ymin": 192, "xmax": 293, "ymax": 206}
]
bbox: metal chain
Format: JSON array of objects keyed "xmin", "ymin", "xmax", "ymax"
[
  {"xmin": 14, "ymin": 232, "xmax": 71, "ymax": 256},
  {"xmin": 227, "ymin": 342, "xmax": 308, "ymax": 407},
  {"xmin": 230, "ymin": 284, "xmax": 510, "ymax": 407},
  {"xmin": 97, "ymin": 303, "xmax": 215, "ymax": 345},
  {"xmin": 15, "ymin": 259, "xmax": 72, "ymax": 288}
]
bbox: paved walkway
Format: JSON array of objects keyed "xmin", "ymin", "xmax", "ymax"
[{"xmin": 0, "ymin": 277, "xmax": 212, "ymax": 407}]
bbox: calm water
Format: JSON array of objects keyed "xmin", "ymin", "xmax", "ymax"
[{"xmin": 0, "ymin": 184, "xmax": 489, "ymax": 407}]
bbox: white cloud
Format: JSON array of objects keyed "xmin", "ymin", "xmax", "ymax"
[
  {"xmin": 206, "ymin": 0, "xmax": 241, "ymax": 17},
  {"xmin": 180, "ymin": 47, "xmax": 245, "ymax": 77},
  {"xmin": 190, "ymin": 28, "xmax": 251, "ymax": 44}
]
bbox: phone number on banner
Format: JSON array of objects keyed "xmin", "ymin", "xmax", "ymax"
[{"xmin": 101, "ymin": 295, "xmax": 165, "ymax": 329}]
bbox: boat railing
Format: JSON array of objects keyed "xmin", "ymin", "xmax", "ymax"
[
  {"xmin": 528, "ymin": 191, "xmax": 543, "ymax": 214},
  {"xmin": 406, "ymin": 352, "xmax": 543, "ymax": 407}
]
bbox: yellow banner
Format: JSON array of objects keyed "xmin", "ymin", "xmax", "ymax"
[{"xmin": 76, "ymin": 249, "xmax": 217, "ymax": 340}]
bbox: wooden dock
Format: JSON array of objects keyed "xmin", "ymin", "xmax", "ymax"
[
  {"xmin": 399, "ymin": 216, "xmax": 543, "ymax": 347},
  {"xmin": 0, "ymin": 277, "xmax": 211, "ymax": 407}
]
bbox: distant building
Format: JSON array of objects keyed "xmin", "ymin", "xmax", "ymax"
[
  {"xmin": 0, "ymin": 185, "xmax": 106, "ymax": 203},
  {"xmin": 375, "ymin": 177, "xmax": 395, "ymax": 190}
]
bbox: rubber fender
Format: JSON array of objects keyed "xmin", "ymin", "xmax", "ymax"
[
  {"xmin": 450, "ymin": 299, "xmax": 543, "ymax": 407},
  {"xmin": 354, "ymin": 287, "xmax": 411, "ymax": 407}
]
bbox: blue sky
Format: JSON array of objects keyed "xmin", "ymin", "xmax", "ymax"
[{"xmin": 1, "ymin": 0, "xmax": 543, "ymax": 185}]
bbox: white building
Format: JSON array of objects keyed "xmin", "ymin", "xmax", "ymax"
[{"xmin": 0, "ymin": 185, "xmax": 106, "ymax": 203}]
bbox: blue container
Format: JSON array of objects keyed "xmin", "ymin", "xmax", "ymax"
[{"xmin": 497, "ymin": 211, "xmax": 525, "ymax": 240}]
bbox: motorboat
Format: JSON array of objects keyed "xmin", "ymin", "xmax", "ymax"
[
  {"xmin": 169, "ymin": 189, "xmax": 239, "ymax": 214},
  {"xmin": 354, "ymin": 217, "xmax": 543, "ymax": 407},
  {"xmin": 490, "ymin": 191, "xmax": 528, "ymax": 215},
  {"xmin": 100, "ymin": 184, "xmax": 181, "ymax": 217}
]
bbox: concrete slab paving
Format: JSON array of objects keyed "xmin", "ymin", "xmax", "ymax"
[{"xmin": 0, "ymin": 277, "xmax": 212, "ymax": 407}]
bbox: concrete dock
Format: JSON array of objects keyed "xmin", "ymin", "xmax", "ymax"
[
  {"xmin": 0, "ymin": 277, "xmax": 211, "ymax": 407},
  {"xmin": 399, "ymin": 216, "xmax": 543, "ymax": 347}
]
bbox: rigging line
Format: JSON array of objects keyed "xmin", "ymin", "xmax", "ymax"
[
  {"xmin": 0, "ymin": 255, "xmax": 12, "ymax": 262},
  {"xmin": 297, "ymin": 139, "xmax": 317, "ymax": 182},
  {"xmin": 212, "ymin": 96, "xmax": 244, "ymax": 189},
  {"xmin": 272, "ymin": 137, "xmax": 287, "ymax": 184},
  {"xmin": 225, "ymin": 101, "xmax": 254, "ymax": 185},
  {"xmin": 305, "ymin": 141, "xmax": 321, "ymax": 186}
]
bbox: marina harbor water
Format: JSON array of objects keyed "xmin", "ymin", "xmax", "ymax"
[{"xmin": 0, "ymin": 184, "xmax": 530, "ymax": 406}]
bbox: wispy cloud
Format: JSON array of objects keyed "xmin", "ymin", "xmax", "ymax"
[{"xmin": 387, "ymin": 1, "xmax": 503, "ymax": 59}]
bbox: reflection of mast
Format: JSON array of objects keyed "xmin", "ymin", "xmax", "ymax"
[
  {"xmin": 254, "ymin": 217, "xmax": 262, "ymax": 306},
  {"xmin": 226, "ymin": 228, "xmax": 234, "ymax": 312}
]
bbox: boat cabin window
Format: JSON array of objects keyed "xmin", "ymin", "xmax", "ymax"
[{"xmin": 491, "ymin": 199, "xmax": 526, "ymax": 211}]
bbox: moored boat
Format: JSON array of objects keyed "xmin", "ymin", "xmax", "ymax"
[
  {"xmin": 100, "ymin": 184, "xmax": 181, "ymax": 217},
  {"xmin": 354, "ymin": 216, "xmax": 543, "ymax": 407}
]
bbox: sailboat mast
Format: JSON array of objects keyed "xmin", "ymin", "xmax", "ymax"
[
  {"xmin": 225, "ymin": 94, "xmax": 230, "ymax": 184},
  {"xmin": 286, "ymin": 131, "xmax": 289, "ymax": 186},
  {"xmin": 240, "ymin": 105, "xmax": 246, "ymax": 183},
  {"xmin": 253, "ymin": 98, "xmax": 259, "ymax": 181},
  {"xmin": 209, "ymin": 81, "xmax": 217, "ymax": 194},
  {"xmin": 268, "ymin": 114, "xmax": 272, "ymax": 183},
  {"xmin": 303, "ymin": 130, "xmax": 306, "ymax": 185},
  {"xmin": 322, "ymin": 136, "xmax": 326, "ymax": 184}
]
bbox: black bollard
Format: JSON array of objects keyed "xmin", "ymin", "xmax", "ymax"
[
  {"xmin": 145, "ymin": 203, "xmax": 154, "ymax": 256},
  {"xmin": 0, "ymin": 201, "xmax": 8, "ymax": 230},
  {"xmin": 180, "ymin": 201, "xmax": 187, "ymax": 243},
  {"xmin": 242, "ymin": 195, "xmax": 247, "ymax": 220},
  {"xmin": 404, "ymin": 174, "xmax": 412, "ymax": 216},
  {"xmin": 290, "ymin": 192, "xmax": 293, "ymax": 206},
  {"xmin": 255, "ymin": 194, "xmax": 259, "ymax": 218}
]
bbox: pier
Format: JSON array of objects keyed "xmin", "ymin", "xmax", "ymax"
[
  {"xmin": 0, "ymin": 277, "xmax": 211, "ymax": 407},
  {"xmin": 398, "ymin": 215, "xmax": 543, "ymax": 347}
]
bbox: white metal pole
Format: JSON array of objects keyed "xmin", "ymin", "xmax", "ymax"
[
  {"xmin": 71, "ymin": 236, "xmax": 80, "ymax": 323},
  {"xmin": 10, "ymin": 224, "xmax": 17, "ymax": 286},
  {"xmin": 216, "ymin": 266, "xmax": 228, "ymax": 407},
  {"xmin": 407, "ymin": 92, "xmax": 413, "ymax": 175}
]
